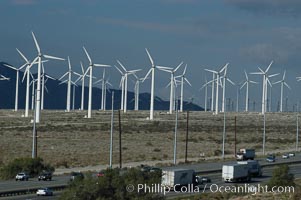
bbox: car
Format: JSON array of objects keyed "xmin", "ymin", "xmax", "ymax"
[
  {"xmin": 282, "ymin": 154, "xmax": 290, "ymax": 159},
  {"xmin": 15, "ymin": 172, "xmax": 29, "ymax": 181},
  {"xmin": 70, "ymin": 172, "xmax": 84, "ymax": 181},
  {"xmin": 97, "ymin": 171, "xmax": 105, "ymax": 177},
  {"xmin": 140, "ymin": 165, "xmax": 161, "ymax": 173},
  {"xmin": 288, "ymin": 152, "xmax": 295, "ymax": 157},
  {"xmin": 266, "ymin": 155, "xmax": 276, "ymax": 162},
  {"xmin": 38, "ymin": 172, "xmax": 52, "ymax": 181},
  {"xmin": 196, "ymin": 176, "xmax": 211, "ymax": 184},
  {"xmin": 36, "ymin": 188, "xmax": 53, "ymax": 196}
]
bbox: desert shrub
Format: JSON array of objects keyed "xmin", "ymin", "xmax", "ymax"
[
  {"xmin": 267, "ymin": 164, "xmax": 295, "ymax": 189},
  {"xmin": 0, "ymin": 157, "xmax": 54, "ymax": 180},
  {"xmin": 60, "ymin": 167, "xmax": 165, "ymax": 200}
]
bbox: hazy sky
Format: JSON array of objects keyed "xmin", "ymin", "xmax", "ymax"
[{"xmin": 1, "ymin": 0, "xmax": 301, "ymax": 111}]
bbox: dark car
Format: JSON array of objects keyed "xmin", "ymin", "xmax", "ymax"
[
  {"xmin": 38, "ymin": 172, "xmax": 52, "ymax": 181},
  {"xmin": 70, "ymin": 172, "xmax": 84, "ymax": 181},
  {"xmin": 196, "ymin": 176, "xmax": 211, "ymax": 184}
]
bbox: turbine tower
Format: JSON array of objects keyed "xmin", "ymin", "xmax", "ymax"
[
  {"xmin": 133, "ymin": 74, "xmax": 144, "ymax": 111},
  {"xmin": 82, "ymin": 46, "xmax": 110, "ymax": 118},
  {"xmin": 221, "ymin": 66, "xmax": 235, "ymax": 113},
  {"xmin": 31, "ymin": 31, "xmax": 65, "ymax": 123},
  {"xmin": 240, "ymin": 70, "xmax": 258, "ymax": 112},
  {"xmin": 274, "ymin": 71, "xmax": 291, "ymax": 112},
  {"xmin": 200, "ymin": 77, "xmax": 211, "ymax": 112}
]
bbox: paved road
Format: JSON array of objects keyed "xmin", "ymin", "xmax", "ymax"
[{"xmin": 1, "ymin": 154, "xmax": 300, "ymax": 199}]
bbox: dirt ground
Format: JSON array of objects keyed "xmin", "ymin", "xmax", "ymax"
[{"xmin": 0, "ymin": 109, "xmax": 299, "ymax": 168}]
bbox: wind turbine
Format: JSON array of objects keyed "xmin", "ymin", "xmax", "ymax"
[
  {"xmin": 116, "ymin": 60, "xmax": 141, "ymax": 113},
  {"xmin": 158, "ymin": 62, "xmax": 182, "ymax": 114},
  {"xmin": 250, "ymin": 61, "xmax": 278, "ymax": 114},
  {"xmin": 73, "ymin": 62, "xmax": 90, "ymax": 111},
  {"xmin": 240, "ymin": 70, "xmax": 258, "ymax": 112},
  {"xmin": 58, "ymin": 56, "xmax": 75, "ymax": 112},
  {"xmin": 3, "ymin": 62, "xmax": 27, "ymax": 111},
  {"xmin": 143, "ymin": 49, "xmax": 172, "ymax": 119},
  {"xmin": 221, "ymin": 67, "xmax": 235, "ymax": 113},
  {"xmin": 17, "ymin": 48, "xmax": 38, "ymax": 117},
  {"xmin": 115, "ymin": 65, "xmax": 125, "ymax": 110},
  {"xmin": 273, "ymin": 71, "xmax": 291, "ymax": 112},
  {"xmin": 82, "ymin": 46, "xmax": 110, "ymax": 118},
  {"xmin": 41, "ymin": 74, "xmax": 55, "ymax": 110},
  {"xmin": 175, "ymin": 64, "xmax": 192, "ymax": 112},
  {"xmin": 133, "ymin": 74, "xmax": 144, "ymax": 111},
  {"xmin": 205, "ymin": 63, "xmax": 228, "ymax": 115},
  {"xmin": 31, "ymin": 31, "xmax": 65, "ymax": 123}
]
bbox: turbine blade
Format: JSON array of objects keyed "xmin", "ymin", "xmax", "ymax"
[
  {"xmin": 115, "ymin": 65, "xmax": 124, "ymax": 75},
  {"xmin": 59, "ymin": 72, "xmax": 69, "ymax": 81},
  {"xmin": 59, "ymin": 79, "xmax": 68, "ymax": 85},
  {"xmin": 31, "ymin": 31, "xmax": 41, "ymax": 54},
  {"xmin": 94, "ymin": 64, "xmax": 110, "ymax": 67},
  {"xmin": 16, "ymin": 48, "xmax": 29, "ymax": 63},
  {"xmin": 273, "ymin": 80, "xmax": 281, "ymax": 85},
  {"xmin": 265, "ymin": 60, "xmax": 274, "ymax": 73},
  {"xmin": 249, "ymin": 81, "xmax": 258, "ymax": 84},
  {"xmin": 45, "ymin": 86, "xmax": 49, "ymax": 93},
  {"xmin": 174, "ymin": 62, "xmax": 183, "ymax": 72},
  {"xmin": 117, "ymin": 60, "xmax": 127, "ymax": 72},
  {"xmin": 19, "ymin": 63, "xmax": 27, "ymax": 71},
  {"xmin": 185, "ymin": 78, "xmax": 192, "ymax": 86},
  {"xmin": 220, "ymin": 63, "xmax": 229, "ymax": 73},
  {"xmin": 68, "ymin": 56, "xmax": 71, "ymax": 70},
  {"xmin": 205, "ymin": 69, "xmax": 217, "ymax": 74},
  {"xmin": 244, "ymin": 70, "xmax": 248, "ymax": 80},
  {"xmin": 283, "ymin": 70, "xmax": 286, "ymax": 80},
  {"xmin": 183, "ymin": 64, "xmax": 187, "ymax": 75},
  {"xmin": 83, "ymin": 46, "xmax": 92, "ymax": 64},
  {"xmin": 240, "ymin": 82, "xmax": 247, "ymax": 89},
  {"xmin": 284, "ymin": 82, "xmax": 291, "ymax": 90},
  {"xmin": 268, "ymin": 73, "xmax": 279, "ymax": 78},
  {"xmin": 3, "ymin": 64, "xmax": 17, "ymax": 71},
  {"xmin": 145, "ymin": 48, "xmax": 154, "ymax": 66},
  {"xmin": 80, "ymin": 62, "xmax": 85, "ymax": 74},
  {"xmin": 227, "ymin": 78, "xmax": 235, "ymax": 85},
  {"xmin": 45, "ymin": 74, "xmax": 56, "ymax": 80},
  {"xmin": 143, "ymin": 68, "xmax": 152, "ymax": 82},
  {"xmin": 44, "ymin": 54, "xmax": 65, "ymax": 61}
]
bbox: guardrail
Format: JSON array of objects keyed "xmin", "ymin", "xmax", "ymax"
[{"xmin": 0, "ymin": 185, "xmax": 66, "ymax": 197}]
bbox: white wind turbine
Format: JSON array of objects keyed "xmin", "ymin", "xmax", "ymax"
[
  {"xmin": 133, "ymin": 74, "xmax": 145, "ymax": 111},
  {"xmin": 274, "ymin": 71, "xmax": 291, "ymax": 112},
  {"xmin": 205, "ymin": 64, "xmax": 228, "ymax": 115},
  {"xmin": 116, "ymin": 60, "xmax": 141, "ymax": 113},
  {"xmin": 240, "ymin": 70, "xmax": 258, "ymax": 112},
  {"xmin": 58, "ymin": 56, "xmax": 74, "ymax": 112},
  {"xmin": 3, "ymin": 62, "xmax": 27, "ymax": 111},
  {"xmin": 175, "ymin": 64, "xmax": 192, "ymax": 112},
  {"xmin": 82, "ymin": 46, "xmax": 110, "ymax": 118},
  {"xmin": 94, "ymin": 77, "xmax": 112, "ymax": 110},
  {"xmin": 250, "ymin": 61, "xmax": 278, "ymax": 114},
  {"xmin": 31, "ymin": 31, "xmax": 65, "ymax": 123},
  {"xmin": 221, "ymin": 66, "xmax": 235, "ymax": 113},
  {"xmin": 200, "ymin": 77, "xmax": 211, "ymax": 112},
  {"xmin": 143, "ymin": 49, "xmax": 172, "ymax": 119},
  {"xmin": 158, "ymin": 62, "xmax": 183, "ymax": 114},
  {"xmin": 114, "ymin": 65, "xmax": 125, "ymax": 110},
  {"xmin": 17, "ymin": 48, "xmax": 39, "ymax": 117}
]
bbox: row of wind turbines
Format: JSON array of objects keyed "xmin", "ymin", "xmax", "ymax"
[
  {"xmin": 201, "ymin": 61, "xmax": 292, "ymax": 115},
  {"xmin": 0, "ymin": 32, "xmax": 193, "ymax": 122}
]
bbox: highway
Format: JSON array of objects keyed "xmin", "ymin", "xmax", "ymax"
[{"xmin": 1, "ymin": 154, "xmax": 301, "ymax": 199}]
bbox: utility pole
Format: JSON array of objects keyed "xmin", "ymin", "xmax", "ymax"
[
  {"xmin": 296, "ymin": 113, "xmax": 299, "ymax": 152},
  {"xmin": 222, "ymin": 108, "xmax": 226, "ymax": 159},
  {"xmin": 118, "ymin": 109, "xmax": 122, "ymax": 168},
  {"xmin": 185, "ymin": 110, "xmax": 189, "ymax": 163},
  {"xmin": 173, "ymin": 98, "xmax": 178, "ymax": 165},
  {"xmin": 234, "ymin": 116, "xmax": 237, "ymax": 158},
  {"xmin": 32, "ymin": 89, "xmax": 37, "ymax": 159},
  {"xmin": 263, "ymin": 111, "xmax": 266, "ymax": 155},
  {"xmin": 109, "ymin": 92, "xmax": 114, "ymax": 168}
]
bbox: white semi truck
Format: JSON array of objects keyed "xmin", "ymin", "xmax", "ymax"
[
  {"xmin": 161, "ymin": 169, "xmax": 196, "ymax": 188},
  {"xmin": 222, "ymin": 164, "xmax": 251, "ymax": 183}
]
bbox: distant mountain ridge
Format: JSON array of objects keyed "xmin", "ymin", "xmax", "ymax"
[{"xmin": 0, "ymin": 62, "xmax": 203, "ymax": 111}]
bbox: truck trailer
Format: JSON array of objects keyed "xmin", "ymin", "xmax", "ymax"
[
  {"xmin": 222, "ymin": 164, "xmax": 251, "ymax": 183},
  {"xmin": 161, "ymin": 169, "xmax": 196, "ymax": 188},
  {"xmin": 237, "ymin": 160, "xmax": 262, "ymax": 177}
]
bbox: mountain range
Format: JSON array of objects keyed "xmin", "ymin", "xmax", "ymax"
[{"xmin": 0, "ymin": 62, "xmax": 203, "ymax": 111}]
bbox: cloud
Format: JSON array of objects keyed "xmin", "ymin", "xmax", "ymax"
[
  {"xmin": 10, "ymin": 0, "xmax": 36, "ymax": 5},
  {"xmin": 225, "ymin": 0, "xmax": 301, "ymax": 17},
  {"xmin": 95, "ymin": 17, "xmax": 195, "ymax": 35}
]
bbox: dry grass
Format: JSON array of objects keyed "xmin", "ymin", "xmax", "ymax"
[{"xmin": 0, "ymin": 110, "xmax": 299, "ymax": 168}]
